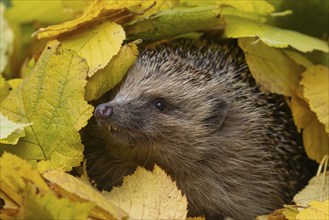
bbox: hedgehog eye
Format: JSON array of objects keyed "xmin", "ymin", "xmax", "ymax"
[{"xmin": 153, "ymin": 98, "xmax": 168, "ymax": 111}]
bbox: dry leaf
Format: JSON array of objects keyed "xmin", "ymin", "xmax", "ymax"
[
  {"xmin": 43, "ymin": 170, "xmax": 128, "ymax": 220},
  {"xmin": 238, "ymin": 37, "xmax": 303, "ymax": 96},
  {"xmin": 293, "ymin": 172, "xmax": 329, "ymax": 207},
  {"xmin": 296, "ymin": 200, "xmax": 329, "ymax": 220},
  {"xmin": 104, "ymin": 165, "xmax": 188, "ymax": 220},
  {"xmin": 300, "ymin": 65, "xmax": 329, "ymax": 133}
]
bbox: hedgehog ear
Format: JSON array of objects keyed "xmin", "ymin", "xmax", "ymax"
[{"xmin": 205, "ymin": 99, "xmax": 229, "ymax": 129}]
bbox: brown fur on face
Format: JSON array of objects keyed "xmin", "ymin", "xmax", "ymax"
[{"xmin": 84, "ymin": 40, "xmax": 315, "ymax": 220}]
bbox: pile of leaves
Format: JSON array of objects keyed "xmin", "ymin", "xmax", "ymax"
[{"xmin": 0, "ymin": 0, "xmax": 328, "ymax": 219}]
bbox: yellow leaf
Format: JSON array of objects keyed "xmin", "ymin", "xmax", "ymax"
[
  {"xmin": 283, "ymin": 50, "xmax": 314, "ymax": 68},
  {"xmin": 0, "ymin": 5, "xmax": 14, "ymax": 74},
  {"xmin": 43, "ymin": 170, "xmax": 128, "ymax": 220},
  {"xmin": 300, "ymin": 65, "xmax": 329, "ymax": 133},
  {"xmin": 0, "ymin": 75, "xmax": 10, "ymax": 102},
  {"xmin": 238, "ymin": 37, "xmax": 303, "ymax": 96},
  {"xmin": 7, "ymin": 79, "xmax": 23, "ymax": 90},
  {"xmin": 0, "ymin": 152, "xmax": 50, "ymax": 205},
  {"xmin": 0, "ymin": 41, "xmax": 94, "ymax": 172},
  {"xmin": 296, "ymin": 200, "xmax": 329, "ymax": 220},
  {"xmin": 0, "ymin": 113, "xmax": 32, "ymax": 145},
  {"xmin": 294, "ymin": 172, "xmax": 329, "ymax": 207},
  {"xmin": 85, "ymin": 42, "xmax": 138, "ymax": 101},
  {"xmin": 0, "ymin": 190, "xmax": 18, "ymax": 210},
  {"xmin": 290, "ymin": 90, "xmax": 329, "ymax": 163},
  {"xmin": 290, "ymin": 91, "xmax": 313, "ymax": 132},
  {"xmin": 104, "ymin": 165, "xmax": 188, "ymax": 219},
  {"xmin": 225, "ymin": 15, "xmax": 329, "ymax": 53},
  {"xmin": 61, "ymin": 22, "xmax": 125, "ymax": 76},
  {"xmin": 18, "ymin": 182, "xmax": 94, "ymax": 220},
  {"xmin": 283, "ymin": 205, "xmax": 299, "ymax": 220},
  {"xmin": 303, "ymin": 115, "xmax": 329, "ymax": 163},
  {"xmin": 34, "ymin": 0, "xmax": 134, "ymax": 39},
  {"xmin": 186, "ymin": 217, "xmax": 206, "ymax": 220},
  {"xmin": 256, "ymin": 208, "xmax": 288, "ymax": 220},
  {"xmin": 5, "ymin": 0, "xmax": 85, "ymax": 24}
]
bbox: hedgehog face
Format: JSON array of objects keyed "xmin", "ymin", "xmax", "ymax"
[{"xmin": 94, "ymin": 52, "xmax": 229, "ymax": 146}]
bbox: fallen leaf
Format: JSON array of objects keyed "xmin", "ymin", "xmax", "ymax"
[
  {"xmin": 60, "ymin": 22, "xmax": 125, "ymax": 76},
  {"xmin": 282, "ymin": 205, "xmax": 299, "ymax": 220},
  {"xmin": 225, "ymin": 15, "xmax": 329, "ymax": 53},
  {"xmin": 304, "ymin": 118, "xmax": 329, "ymax": 163},
  {"xmin": 0, "ymin": 152, "xmax": 50, "ymax": 205},
  {"xmin": 294, "ymin": 172, "xmax": 329, "ymax": 207},
  {"xmin": 0, "ymin": 41, "xmax": 94, "ymax": 172},
  {"xmin": 238, "ymin": 37, "xmax": 303, "ymax": 96},
  {"xmin": 104, "ymin": 165, "xmax": 188, "ymax": 220},
  {"xmin": 300, "ymin": 65, "xmax": 329, "ymax": 133},
  {"xmin": 296, "ymin": 200, "xmax": 329, "ymax": 220},
  {"xmin": 291, "ymin": 92, "xmax": 329, "ymax": 163},
  {"xmin": 256, "ymin": 208, "xmax": 288, "ymax": 220},
  {"xmin": 0, "ymin": 113, "xmax": 32, "ymax": 145},
  {"xmin": 85, "ymin": 42, "xmax": 138, "ymax": 101},
  {"xmin": 43, "ymin": 170, "xmax": 128, "ymax": 220},
  {"xmin": 18, "ymin": 182, "xmax": 94, "ymax": 220},
  {"xmin": 5, "ymin": 0, "xmax": 85, "ymax": 24}
]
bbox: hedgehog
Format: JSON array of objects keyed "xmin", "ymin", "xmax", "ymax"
[{"xmin": 83, "ymin": 39, "xmax": 315, "ymax": 219}]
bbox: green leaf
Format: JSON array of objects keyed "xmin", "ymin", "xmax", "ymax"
[
  {"xmin": 179, "ymin": 0, "xmax": 275, "ymax": 15},
  {"xmin": 0, "ymin": 41, "xmax": 94, "ymax": 173},
  {"xmin": 85, "ymin": 42, "xmax": 139, "ymax": 101},
  {"xmin": 225, "ymin": 15, "xmax": 329, "ymax": 53},
  {"xmin": 126, "ymin": 5, "xmax": 223, "ymax": 40}
]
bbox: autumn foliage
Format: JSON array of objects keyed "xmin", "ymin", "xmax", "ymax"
[{"xmin": 0, "ymin": 0, "xmax": 328, "ymax": 219}]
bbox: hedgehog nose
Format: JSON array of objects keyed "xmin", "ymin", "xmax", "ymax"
[{"xmin": 94, "ymin": 103, "xmax": 113, "ymax": 119}]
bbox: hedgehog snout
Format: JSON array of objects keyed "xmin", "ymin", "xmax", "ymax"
[{"xmin": 94, "ymin": 103, "xmax": 113, "ymax": 124}]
